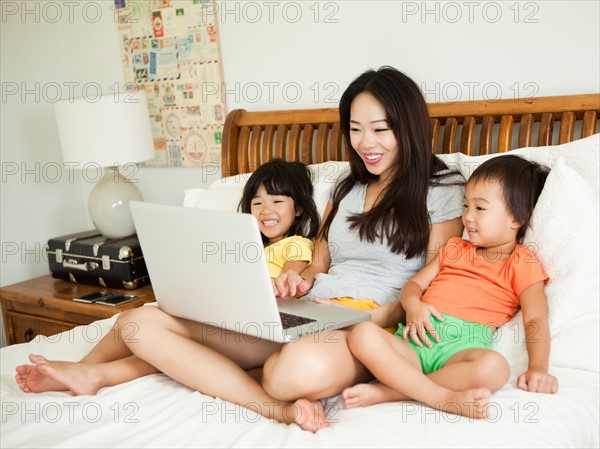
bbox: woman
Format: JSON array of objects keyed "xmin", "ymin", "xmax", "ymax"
[{"xmin": 16, "ymin": 66, "xmax": 464, "ymax": 432}]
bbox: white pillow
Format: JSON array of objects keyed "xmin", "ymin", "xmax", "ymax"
[
  {"xmin": 182, "ymin": 187, "xmax": 241, "ymax": 212},
  {"xmin": 309, "ymin": 161, "xmax": 350, "ymax": 217},
  {"xmin": 493, "ymin": 157, "xmax": 600, "ymax": 373},
  {"xmin": 187, "ymin": 161, "xmax": 351, "ymax": 218},
  {"xmin": 438, "ymin": 134, "xmax": 599, "ymax": 194}
]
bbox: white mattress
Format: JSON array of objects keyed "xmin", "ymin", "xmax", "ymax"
[{"xmin": 1, "ymin": 313, "xmax": 598, "ymax": 448}]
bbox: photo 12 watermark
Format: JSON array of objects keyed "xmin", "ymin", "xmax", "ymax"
[
  {"xmin": 397, "ymin": 400, "xmax": 540, "ymax": 424},
  {"xmin": 420, "ymin": 81, "xmax": 540, "ymax": 103},
  {"xmin": 2, "ymin": 400, "xmax": 140, "ymax": 424},
  {"xmin": 1, "ymin": 82, "xmax": 139, "ymax": 104},
  {"xmin": 198, "ymin": 1, "xmax": 340, "ymax": 24},
  {"xmin": 200, "ymin": 398, "xmax": 340, "ymax": 424},
  {"xmin": 400, "ymin": 1, "xmax": 540, "ymax": 24},
  {"xmin": 2, "ymin": 162, "xmax": 141, "ymax": 185}
]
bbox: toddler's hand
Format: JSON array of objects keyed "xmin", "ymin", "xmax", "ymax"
[
  {"xmin": 517, "ymin": 370, "xmax": 558, "ymax": 394},
  {"xmin": 403, "ymin": 302, "xmax": 444, "ymax": 348}
]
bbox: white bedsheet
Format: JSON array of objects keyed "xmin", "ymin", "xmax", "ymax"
[{"xmin": 1, "ymin": 314, "xmax": 598, "ymax": 448}]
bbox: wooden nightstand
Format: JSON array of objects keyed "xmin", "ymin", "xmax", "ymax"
[{"xmin": 0, "ymin": 275, "xmax": 156, "ymax": 345}]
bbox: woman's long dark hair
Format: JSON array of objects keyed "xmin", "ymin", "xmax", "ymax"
[
  {"xmin": 240, "ymin": 158, "xmax": 320, "ymax": 245},
  {"xmin": 319, "ymin": 66, "xmax": 457, "ymax": 259}
]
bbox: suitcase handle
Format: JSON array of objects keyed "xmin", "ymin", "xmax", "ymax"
[{"xmin": 63, "ymin": 259, "xmax": 99, "ymax": 271}]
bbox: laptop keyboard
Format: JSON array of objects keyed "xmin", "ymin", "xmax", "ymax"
[{"xmin": 279, "ymin": 312, "xmax": 317, "ymax": 329}]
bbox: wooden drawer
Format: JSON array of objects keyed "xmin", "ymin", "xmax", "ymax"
[
  {"xmin": 1, "ymin": 275, "xmax": 156, "ymax": 345},
  {"xmin": 6, "ymin": 311, "xmax": 74, "ymax": 344}
]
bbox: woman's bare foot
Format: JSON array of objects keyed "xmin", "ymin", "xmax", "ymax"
[
  {"xmin": 343, "ymin": 382, "xmax": 408, "ymax": 408},
  {"xmin": 15, "ymin": 360, "xmax": 69, "ymax": 393},
  {"xmin": 292, "ymin": 399, "xmax": 330, "ymax": 432},
  {"xmin": 15, "ymin": 354, "xmax": 103, "ymax": 396}
]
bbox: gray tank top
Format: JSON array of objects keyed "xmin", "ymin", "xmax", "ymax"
[{"xmin": 304, "ymin": 175, "xmax": 464, "ymax": 305}]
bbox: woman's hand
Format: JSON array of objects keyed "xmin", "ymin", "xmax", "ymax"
[
  {"xmin": 273, "ymin": 271, "xmax": 311, "ymax": 298},
  {"xmin": 402, "ymin": 300, "xmax": 444, "ymax": 348}
]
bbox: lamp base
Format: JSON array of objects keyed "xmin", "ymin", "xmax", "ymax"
[{"xmin": 88, "ymin": 167, "xmax": 143, "ymax": 239}]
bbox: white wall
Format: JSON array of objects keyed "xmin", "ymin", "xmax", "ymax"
[{"xmin": 1, "ymin": 0, "xmax": 599, "ymax": 344}]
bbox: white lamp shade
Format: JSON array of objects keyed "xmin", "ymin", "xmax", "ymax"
[{"xmin": 55, "ymin": 90, "xmax": 155, "ymax": 167}]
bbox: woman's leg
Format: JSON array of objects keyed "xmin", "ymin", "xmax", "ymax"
[
  {"xmin": 15, "ymin": 309, "xmax": 157, "ymax": 394},
  {"xmin": 122, "ymin": 307, "xmax": 329, "ymax": 430},
  {"xmin": 262, "ymin": 327, "xmax": 374, "ymax": 401},
  {"xmin": 17, "ymin": 306, "xmax": 329, "ymax": 430}
]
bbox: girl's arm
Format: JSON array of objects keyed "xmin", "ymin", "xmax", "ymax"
[
  {"xmin": 369, "ymin": 217, "xmax": 463, "ymax": 328},
  {"xmin": 273, "ymin": 260, "xmax": 310, "ymax": 297},
  {"xmin": 517, "ymin": 281, "xmax": 558, "ymax": 394},
  {"xmin": 273, "ymin": 202, "xmax": 333, "ymax": 297}
]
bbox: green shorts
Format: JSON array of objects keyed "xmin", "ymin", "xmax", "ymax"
[{"xmin": 395, "ymin": 314, "xmax": 493, "ymax": 375}]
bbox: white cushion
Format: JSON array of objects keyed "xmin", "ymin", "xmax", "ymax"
[
  {"xmin": 182, "ymin": 187, "xmax": 241, "ymax": 212},
  {"xmin": 493, "ymin": 157, "xmax": 600, "ymax": 373},
  {"xmin": 183, "ymin": 161, "xmax": 351, "ymax": 219},
  {"xmin": 309, "ymin": 161, "xmax": 350, "ymax": 217},
  {"xmin": 438, "ymin": 134, "xmax": 599, "ymax": 193}
]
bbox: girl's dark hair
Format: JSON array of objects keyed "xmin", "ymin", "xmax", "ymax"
[
  {"xmin": 319, "ymin": 66, "xmax": 458, "ymax": 258},
  {"xmin": 469, "ymin": 155, "xmax": 549, "ymax": 241},
  {"xmin": 240, "ymin": 158, "xmax": 319, "ymax": 244}
]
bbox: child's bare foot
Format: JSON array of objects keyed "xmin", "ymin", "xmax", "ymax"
[
  {"xmin": 436, "ymin": 388, "xmax": 492, "ymax": 419},
  {"xmin": 292, "ymin": 399, "xmax": 330, "ymax": 432},
  {"xmin": 15, "ymin": 354, "xmax": 102, "ymax": 396},
  {"xmin": 343, "ymin": 382, "xmax": 408, "ymax": 408}
]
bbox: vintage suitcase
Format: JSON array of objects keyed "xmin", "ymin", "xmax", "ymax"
[{"xmin": 45, "ymin": 230, "xmax": 150, "ymax": 289}]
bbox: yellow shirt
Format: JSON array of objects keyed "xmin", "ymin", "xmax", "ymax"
[{"xmin": 265, "ymin": 235, "xmax": 313, "ymax": 279}]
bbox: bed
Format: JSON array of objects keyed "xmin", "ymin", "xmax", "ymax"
[{"xmin": 2, "ymin": 93, "xmax": 599, "ymax": 448}]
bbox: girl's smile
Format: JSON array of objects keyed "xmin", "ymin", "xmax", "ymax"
[{"xmin": 251, "ymin": 184, "xmax": 300, "ymax": 245}]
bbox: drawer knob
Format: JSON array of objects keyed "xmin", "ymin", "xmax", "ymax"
[
  {"xmin": 38, "ymin": 298, "xmax": 45, "ymax": 307},
  {"xmin": 24, "ymin": 328, "xmax": 34, "ymax": 342}
]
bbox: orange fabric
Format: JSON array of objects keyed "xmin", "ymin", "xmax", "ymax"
[{"xmin": 423, "ymin": 238, "xmax": 548, "ymax": 329}]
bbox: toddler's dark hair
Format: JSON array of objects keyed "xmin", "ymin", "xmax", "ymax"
[
  {"xmin": 240, "ymin": 159, "xmax": 319, "ymax": 244},
  {"xmin": 469, "ymin": 155, "xmax": 549, "ymax": 240}
]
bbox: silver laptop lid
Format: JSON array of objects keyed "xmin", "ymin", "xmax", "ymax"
[{"xmin": 130, "ymin": 201, "xmax": 286, "ymax": 337}]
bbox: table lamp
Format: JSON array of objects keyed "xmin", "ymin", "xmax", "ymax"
[{"xmin": 54, "ymin": 90, "xmax": 155, "ymax": 239}]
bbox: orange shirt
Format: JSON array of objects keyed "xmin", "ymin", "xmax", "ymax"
[{"xmin": 423, "ymin": 237, "xmax": 549, "ymax": 329}]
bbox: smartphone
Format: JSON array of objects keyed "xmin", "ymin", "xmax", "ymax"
[
  {"xmin": 73, "ymin": 291, "xmax": 115, "ymax": 304},
  {"xmin": 96, "ymin": 294, "xmax": 138, "ymax": 307}
]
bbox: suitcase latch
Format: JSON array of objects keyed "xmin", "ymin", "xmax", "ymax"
[
  {"xmin": 56, "ymin": 249, "xmax": 63, "ymax": 263},
  {"xmin": 63, "ymin": 259, "xmax": 99, "ymax": 271},
  {"xmin": 102, "ymin": 255, "xmax": 111, "ymax": 270}
]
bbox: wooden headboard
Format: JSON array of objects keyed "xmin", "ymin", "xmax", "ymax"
[{"xmin": 222, "ymin": 94, "xmax": 600, "ymax": 177}]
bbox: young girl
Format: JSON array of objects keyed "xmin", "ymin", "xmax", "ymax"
[
  {"xmin": 239, "ymin": 158, "xmax": 319, "ymax": 293},
  {"xmin": 342, "ymin": 155, "xmax": 558, "ymax": 419},
  {"xmin": 15, "ymin": 158, "xmax": 326, "ymax": 430}
]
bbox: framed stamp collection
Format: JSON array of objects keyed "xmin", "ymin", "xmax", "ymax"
[{"xmin": 116, "ymin": 0, "xmax": 226, "ymax": 167}]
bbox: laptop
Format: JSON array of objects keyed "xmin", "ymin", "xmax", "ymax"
[{"xmin": 129, "ymin": 201, "xmax": 370, "ymax": 343}]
